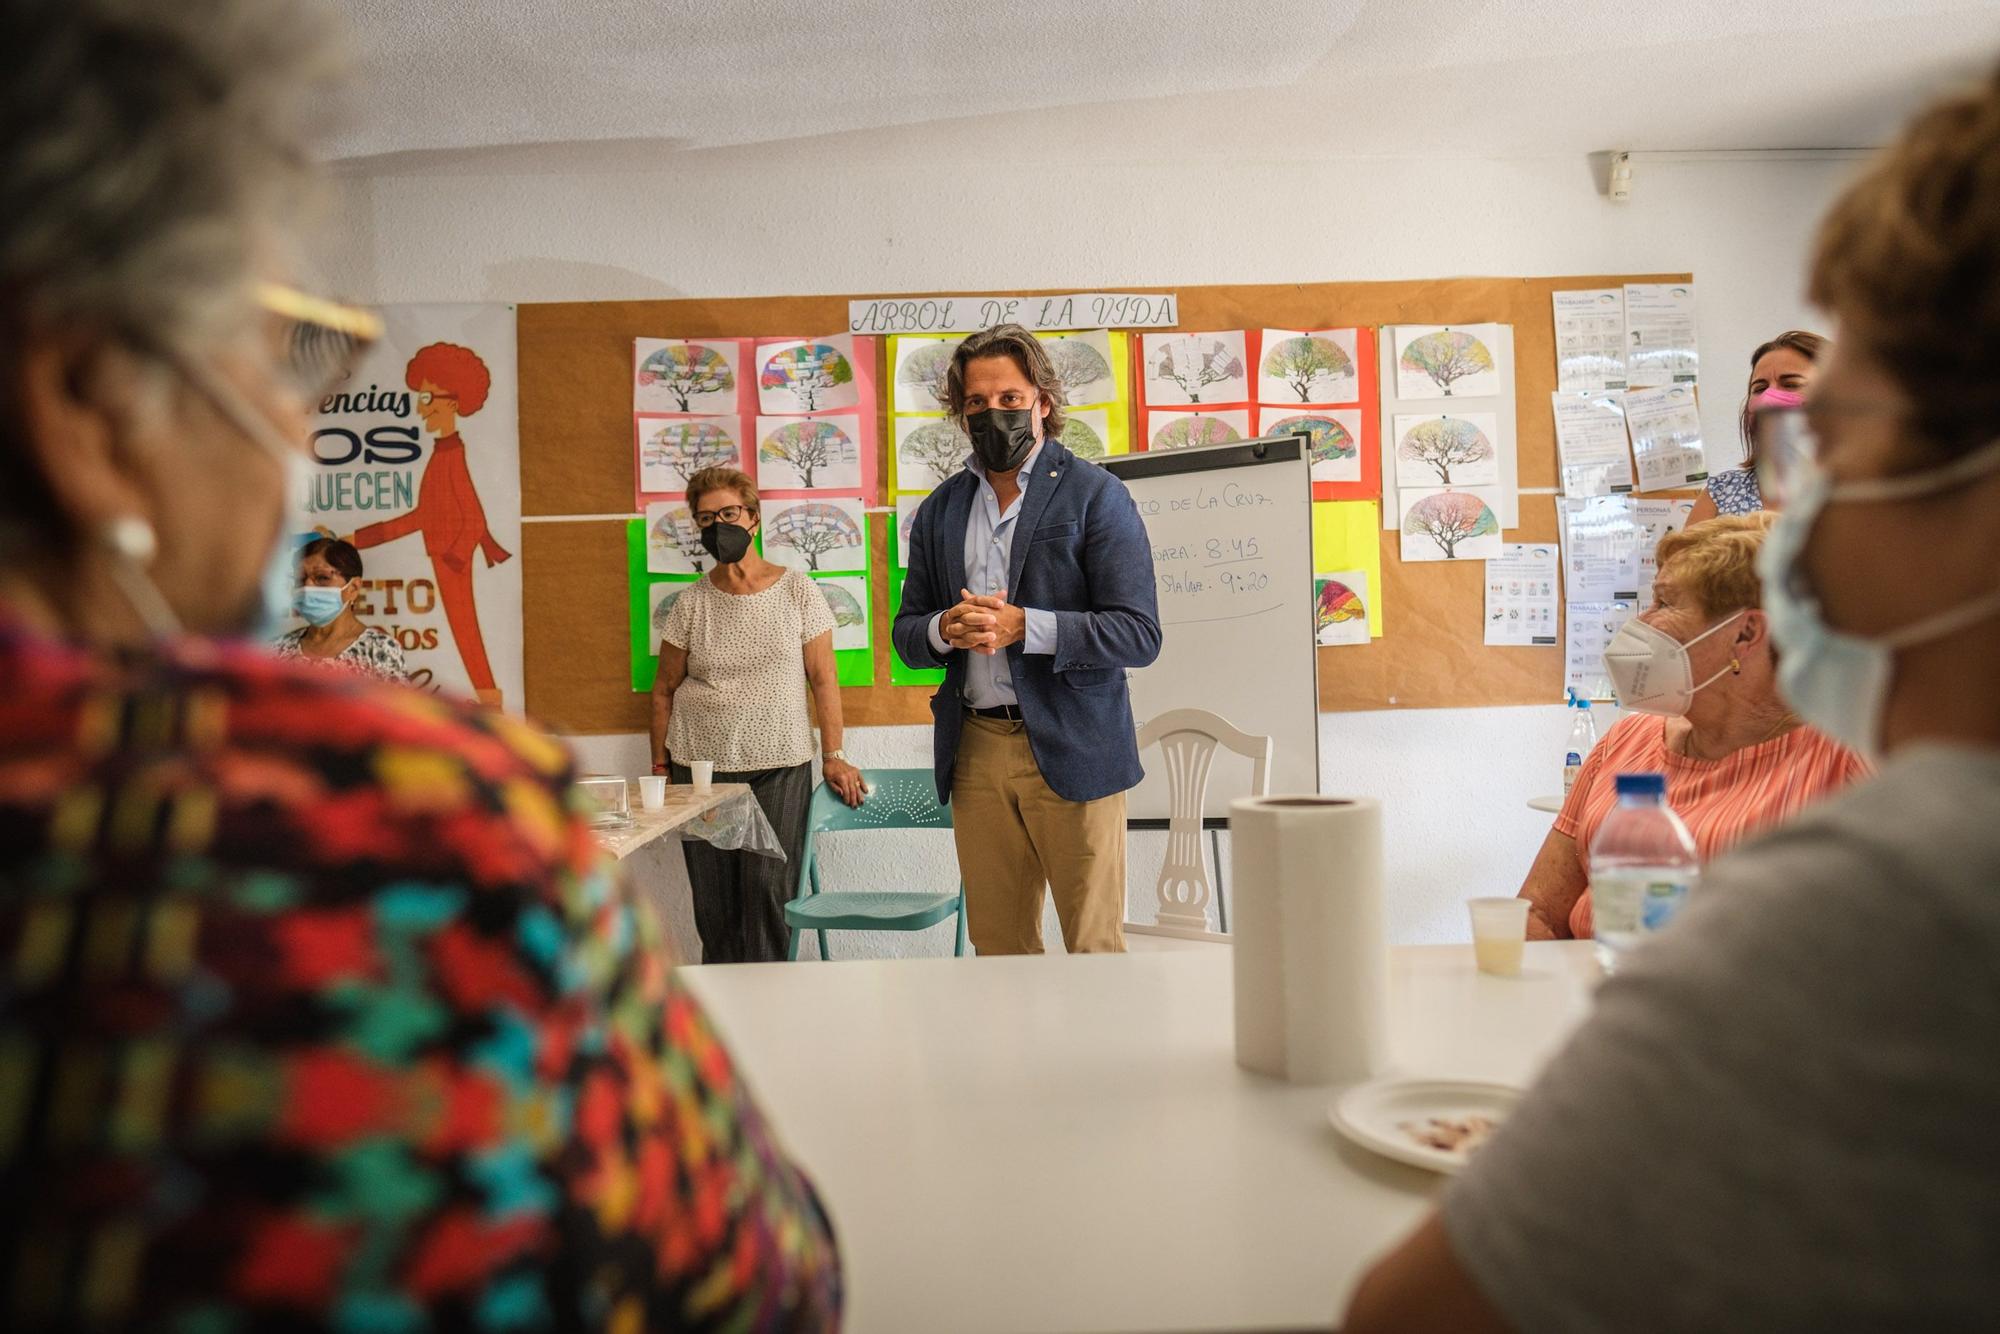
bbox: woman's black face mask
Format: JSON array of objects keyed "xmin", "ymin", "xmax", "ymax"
[{"xmin": 699, "ymin": 522, "xmax": 752, "ymax": 564}]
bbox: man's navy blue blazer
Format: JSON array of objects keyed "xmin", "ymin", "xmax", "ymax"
[{"xmin": 892, "ymin": 439, "xmax": 1162, "ymax": 805}]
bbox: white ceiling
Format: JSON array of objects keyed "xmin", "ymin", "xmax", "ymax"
[{"xmin": 328, "ymin": 0, "xmax": 2000, "ymax": 164}]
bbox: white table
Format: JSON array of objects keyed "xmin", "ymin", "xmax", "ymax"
[
  {"xmin": 1526, "ymin": 794, "xmax": 1566, "ymax": 814},
  {"xmin": 686, "ymin": 941, "xmax": 1600, "ymax": 1333},
  {"xmin": 593, "ymin": 781, "xmax": 763, "ymax": 860}
]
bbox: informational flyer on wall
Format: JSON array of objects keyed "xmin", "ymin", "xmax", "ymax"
[
  {"xmin": 1624, "ymin": 383, "xmax": 1708, "ymax": 490},
  {"xmin": 305, "ymin": 303, "xmax": 522, "ymax": 708},
  {"xmin": 1550, "ymin": 391, "xmax": 1636, "ymax": 496},
  {"xmin": 1634, "ymin": 497, "xmax": 1698, "ymax": 603},
  {"xmin": 1485, "ymin": 542, "xmax": 1560, "ymax": 647},
  {"xmin": 1558, "ymin": 495, "xmax": 1643, "ymax": 602},
  {"xmin": 1551, "ymin": 288, "xmax": 1628, "ymax": 393},
  {"xmin": 1623, "ymin": 282, "xmax": 1700, "ymax": 387},
  {"xmin": 1565, "ymin": 599, "xmax": 1638, "ymax": 702}
]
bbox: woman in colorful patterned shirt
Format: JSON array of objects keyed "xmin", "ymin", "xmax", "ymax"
[
  {"xmin": 1517, "ymin": 515, "xmax": 1870, "ymax": 938},
  {"xmin": 273, "ymin": 537, "xmax": 411, "ymax": 682},
  {"xmin": 1684, "ymin": 329, "xmax": 1829, "ymax": 524},
  {"xmin": 0, "ymin": 1, "xmax": 840, "ymax": 1328}
]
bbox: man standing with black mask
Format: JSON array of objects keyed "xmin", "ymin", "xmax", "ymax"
[{"xmin": 893, "ymin": 325, "xmax": 1162, "ymax": 954}]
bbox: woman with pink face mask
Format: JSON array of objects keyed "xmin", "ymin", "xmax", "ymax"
[{"xmin": 1683, "ymin": 329, "xmax": 1829, "ymax": 525}]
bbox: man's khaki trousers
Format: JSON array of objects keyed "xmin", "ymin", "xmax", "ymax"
[{"xmin": 950, "ymin": 713, "xmax": 1127, "ymax": 955}]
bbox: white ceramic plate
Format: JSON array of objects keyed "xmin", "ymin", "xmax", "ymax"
[{"xmin": 1328, "ymin": 1076, "xmax": 1522, "ymax": 1175}]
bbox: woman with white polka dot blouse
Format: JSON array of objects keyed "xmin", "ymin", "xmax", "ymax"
[{"xmin": 649, "ymin": 467, "xmax": 867, "ymax": 962}]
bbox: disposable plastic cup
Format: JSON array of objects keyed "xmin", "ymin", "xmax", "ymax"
[
  {"xmin": 1467, "ymin": 897, "xmax": 1530, "ymax": 977},
  {"xmin": 637, "ymin": 775, "xmax": 667, "ymax": 811}
]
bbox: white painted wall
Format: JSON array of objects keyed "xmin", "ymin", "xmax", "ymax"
[{"xmin": 325, "ymin": 125, "xmax": 1856, "ymax": 953}]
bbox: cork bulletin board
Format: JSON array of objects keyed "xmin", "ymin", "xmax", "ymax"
[{"xmin": 517, "ymin": 274, "xmax": 1693, "ymax": 734}]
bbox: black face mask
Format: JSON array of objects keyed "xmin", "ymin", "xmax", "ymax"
[
  {"xmin": 699, "ymin": 521, "xmax": 752, "ymax": 565},
  {"xmin": 965, "ymin": 407, "xmax": 1037, "ymax": 474}
]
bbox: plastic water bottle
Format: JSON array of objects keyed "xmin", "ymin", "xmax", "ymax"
[
  {"xmin": 1562, "ymin": 691, "xmax": 1597, "ymax": 797},
  {"xmin": 1588, "ymin": 772, "xmax": 1698, "ymax": 973}
]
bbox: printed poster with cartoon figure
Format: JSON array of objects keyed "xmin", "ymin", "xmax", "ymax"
[{"xmin": 303, "ymin": 303, "xmax": 523, "ymax": 707}]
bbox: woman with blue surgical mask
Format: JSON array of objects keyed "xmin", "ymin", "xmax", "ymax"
[
  {"xmin": 1348, "ymin": 62, "xmax": 2000, "ymax": 1334},
  {"xmin": 1755, "ymin": 387, "xmax": 2000, "ymax": 757},
  {"xmin": 272, "ymin": 536, "xmax": 409, "ymax": 681}
]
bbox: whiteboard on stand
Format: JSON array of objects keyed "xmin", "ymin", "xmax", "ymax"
[{"xmin": 1104, "ymin": 436, "xmax": 1320, "ymax": 819}]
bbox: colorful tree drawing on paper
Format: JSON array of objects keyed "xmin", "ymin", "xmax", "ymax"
[
  {"xmin": 1154, "ymin": 415, "xmax": 1241, "ymax": 450},
  {"xmin": 1315, "ymin": 578, "xmax": 1365, "ymax": 631},
  {"xmin": 1263, "ymin": 335, "xmax": 1354, "ymax": 402},
  {"xmin": 760, "ymin": 343, "xmax": 854, "ymax": 411},
  {"xmin": 1398, "ymin": 417, "xmax": 1494, "ymax": 484},
  {"xmin": 818, "ymin": 581, "xmax": 864, "ymax": 629},
  {"xmin": 900, "ymin": 420, "xmax": 968, "ymax": 487},
  {"xmin": 767, "ymin": 502, "xmax": 862, "ymax": 571},
  {"xmin": 649, "ymin": 505, "xmax": 708, "ymax": 572},
  {"xmin": 1061, "ymin": 418, "xmax": 1106, "ymax": 459},
  {"xmin": 1047, "ymin": 339, "xmax": 1114, "ymax": 402},
  {"xmin": 644, "ymin": 420, "xmax": 737, "ymax": 486},
  {"xmin": 759, "ymin": 419, "xmax": 856, "ymax": 489},
  {"xmin": 1153, "ymin": 337, "xmax": 1244, "ymax": 403},
  {"xmin": 898, "ymin": 501, "xmax": 918, "ymax": 549},
  {"xmin": 637, "ymin": 343, "xmax": 735, "ymax": 412},
  {"xmin": 1406, "ymin": 491, "xmax": 1499, "ymax": 558},
  {"xmin": 1399, "ymin": 330, "xmax": 1494, "ymax": 396},
  {"xmin": 1266, "ymin": 413, "xmax": 1355, "ymax": 466},
  {"xmin": 897, "ymin": 342, "xmax": 957, "ymax": 410},
  {"xmin": 650, "ymin": 584, "xmax": 686, "ymax": 643}
]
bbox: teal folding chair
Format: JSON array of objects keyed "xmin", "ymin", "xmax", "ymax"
[{"xmin": 785, "ymin": 768, "xmax": 967, "ymax": 960}]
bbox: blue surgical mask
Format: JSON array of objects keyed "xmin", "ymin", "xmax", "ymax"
[
  {"xmin": 1759, "ymin": 437, "xmax": 2000, "ymax": 756},
  {"xmin": 293, "ymin": 582, "xmax": 347, "ymax": 626}
]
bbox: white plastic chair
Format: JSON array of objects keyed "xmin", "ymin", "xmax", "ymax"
[{"xmin": 1128, "ymin": 708, "xmax": 1272, "ymax": 942}]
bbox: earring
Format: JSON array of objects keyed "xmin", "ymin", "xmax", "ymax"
[
  {"xmin": 99, "ymin": 515, "xmax": 183, "ymax": 639},
  {"xmin": 1730, "ymin": 657, "xmax": 1741, "ymax": 675},
  {"xmin": 102, "ymin": 515, "xmax": 158, "ymax": 565}
]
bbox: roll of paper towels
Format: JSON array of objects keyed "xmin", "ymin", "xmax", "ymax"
[{"xmin": 1229, "ymin": 795, "xmax": 1386, "ymax": 1084}]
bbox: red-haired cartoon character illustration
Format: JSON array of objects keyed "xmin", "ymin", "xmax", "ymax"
[{"xmin": 349, "ymin": 342, "xmax": 512, "ymax": 706}]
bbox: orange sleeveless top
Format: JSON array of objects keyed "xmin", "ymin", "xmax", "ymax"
[{"xmin": 1556, "ymin": 713, "xmax": 1871, "ymax": 937}]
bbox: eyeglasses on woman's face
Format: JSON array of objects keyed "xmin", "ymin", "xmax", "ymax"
[
  {"xmin": 415, "ymin": 390, "xmax": 457, "ymax": 407},
  {"xmin": 256, "ymin": 282, "xmax": 382, "ymax": 404},
  {"xmin": 692, "ymin": 504, "xmax": 750, "ymax": 528},
  {"xmin": 1754, "ymin": 400, "xmax": 1911, "ymax": 505}
]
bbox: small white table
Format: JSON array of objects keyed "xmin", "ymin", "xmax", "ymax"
[
  {"xmin": 593, "ymin": 782, "xmax": 763, "ymax": 861},
  {"xmin": 686, "ymin": 941, "xmax": 1599, "ymax": 1333},
  {"xmin": 1526, "ymin": 794, "xmax": 1566, "ymax": 814}
]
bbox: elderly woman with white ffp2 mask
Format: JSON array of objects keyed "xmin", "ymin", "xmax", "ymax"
[{"xmin": 1516, "ymin": 514, "xmax": 1869, "ymax": 939}]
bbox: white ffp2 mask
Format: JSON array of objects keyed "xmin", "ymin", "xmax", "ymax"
[{"xmin": 1602, "ymin": 610, "xmax": 1746, "ymax": 717}]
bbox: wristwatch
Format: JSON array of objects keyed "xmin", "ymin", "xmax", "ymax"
[{"xmin": 822, "ymin": 748, "xmax": 845, "ymax": 762}]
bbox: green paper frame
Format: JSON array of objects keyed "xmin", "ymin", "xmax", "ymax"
[{"xmin": 629, "ymin": 518, "xmax": 876, "ymax": 691}]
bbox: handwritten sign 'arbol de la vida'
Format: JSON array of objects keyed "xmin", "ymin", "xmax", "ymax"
[{"xmin": 848, "ymin": 292, "xmax": 1180, "ymax": 335}]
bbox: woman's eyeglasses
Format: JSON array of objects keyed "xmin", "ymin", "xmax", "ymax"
[
  {"xmin": 1753, "ymin": 406, "xmax": 1815, "ymax": 506},
  {"xmin": 415, "ymin": 390, "xmax": 457, "ymax": 407},
  {"xmin": 1754, "ymin": 400, "xmax": 1911, "ymax": 505},
  {"xmin": 257, "ymin": 281, "xmax": 383, "ymax": 403},
  {"xmin": 693, "ymin": 505, "xmax": 749, "ymax": 527}
]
